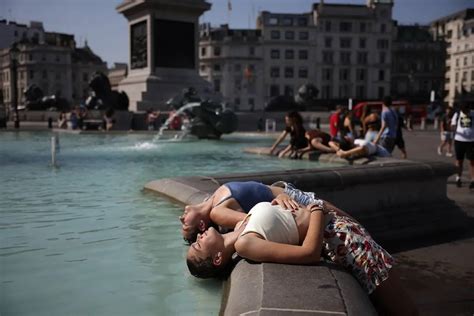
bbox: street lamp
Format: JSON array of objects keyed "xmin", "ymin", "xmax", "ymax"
[{"xmin": 10, "ymin": 43, "xmax": 20, "ymax": 129}]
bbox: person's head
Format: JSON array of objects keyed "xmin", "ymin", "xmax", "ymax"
[
  {"xmin": 382, "ymin": 96, "xmax": 392, "ymax": 108},
  {"xmin": 186, "ymin": 227, "xmax": 232, "ymax": 278},
  {"xmin": 286, "ymin": 111, "xmax": 304, "ymax": 128},
  {"xmin": 335, "ymin": 104, "xmax": 343, "ymax": 113},
  {"xmin": 180, "ymin": 198, "xmax": 213, "ymax": 244}
]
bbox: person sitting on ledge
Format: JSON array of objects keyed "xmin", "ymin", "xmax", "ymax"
[
  {"xmin": 336, "ymin": 138, "xmax": 391, "ymax": 160},
  {"xmin": 296, "ymin": 129, "xmax": 335, "ymax": 157},
  {"xmin": 186, "ymin": 201, "xmax": 418, "ymax": 316},
  {"xmin": 269, "ymin": 111, "xmax": 308, "ymax": 158}
]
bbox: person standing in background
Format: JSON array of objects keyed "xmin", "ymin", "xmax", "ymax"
[
  {"xmin": 451, "ymin": 102, "xmax": 474, "ymax": 188},
  {"xmin": 374, "ymin": 96, "xmax": 398, "ymax": 153},
  {"xmin": 438, "ymin": 107, "xmax": 454, "ymax": 157}
]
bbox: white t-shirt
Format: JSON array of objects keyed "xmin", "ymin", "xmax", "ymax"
[
  {"xmin": 451, "ymin": 110, "xmax": 474, "ymax": 142},
  {"xmin": 354, "ymin": 139, "xmax": 391, "ymax": 157}
]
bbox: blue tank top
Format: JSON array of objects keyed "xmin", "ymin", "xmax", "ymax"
[{"xmin": 218, "ymin": 181, "xmax": 274, "ymax": 213}]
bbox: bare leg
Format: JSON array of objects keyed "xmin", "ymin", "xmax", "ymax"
[
  {"xmin": 328, "ymin": 141, "xmax": 340, "ymax": 152},
  {"xmin": 336, "ymin": 146, "xmax": 368, "ymax": 159},
  {"xmin": 370, "ymin": 268, "xmax": 418, "ymax": 316},
  {"xmin": 447, "ymin": 139, "xmax": 453, "ymax": 155},
  {"xmin": 399, "ymin": 146, "xmax": 407, "ymax": 159}
]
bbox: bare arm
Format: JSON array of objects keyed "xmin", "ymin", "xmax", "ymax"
[
  {"xmin": 270, "ymin": 130, "xmax": 289, "ymax": 154},
  {"xmin": 235, "ymin": 206, "xmax": 325, "ymax": 265},
  {"xmin": 373, "ymin": 119, "xmax": 386, "ymax": 144},
  {"xmin": 210, "ymin": 205, "xmax": 247, "ymax": 229}
]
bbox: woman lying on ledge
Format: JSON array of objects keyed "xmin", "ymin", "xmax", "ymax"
[
  {"xmin": 330, "ymin": 138, "xmax": 391, "ymax": 159},
  {"xmin": 187, "ymin": 201, "xmax": 418, "ymax": 316},
  {"xmin": 179, "ymin": 181, "xmax": 349, "ymax": 244}
]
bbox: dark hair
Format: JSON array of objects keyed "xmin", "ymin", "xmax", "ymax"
[
  {"xmin": 183, "ymin": 221, "xmax": 220, "ymax": 245},
  {"xmin": 383, "ymin": 96, "xmax": 392, "ymax": 107},
  {"xmin": 183, "ymin": 229, "xmax": 199, "ymax": 245},
  {"xmin": 186, "ymin": 255, "xmax": 231, "ymax": 279}
]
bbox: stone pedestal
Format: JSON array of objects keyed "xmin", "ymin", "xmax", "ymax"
[{"xmin": 116, "ymin": 0, "xmax": 212, "ymax": 111}]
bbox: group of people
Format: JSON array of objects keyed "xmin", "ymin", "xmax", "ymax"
[
  {"xmin": 180, "ymin": 181, "xmax": 418, "ymax": 315},
  {"xmin": 57, "ymin": 106, "xmax": 116, "ymax": 131},
  {"xmin": 269, "ymin": 96, "xmax": 406, "ymax": 161}
]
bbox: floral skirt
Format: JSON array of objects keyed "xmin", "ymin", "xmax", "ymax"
[{"xmin": 322, "ymin": 213, "xmax": 394, "ymax": 294}]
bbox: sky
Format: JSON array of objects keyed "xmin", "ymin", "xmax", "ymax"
[{"xmin": 1, "ymin": 0, "xmax": 472, "ymax": 67}]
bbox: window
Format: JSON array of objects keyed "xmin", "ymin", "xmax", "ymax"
[
  {"xmin": 20, "ymin": 71, "xmax": 24, "ymax": 80},
  {"xmin": 379, "ymin": 70, "xmax": 385, "ymax": 81},
  {"xmin": 456, "ymin": 58, "xmax": 459, "ymax": 67},
  {"xmin": 323, "ymin": 68, "xmax": 332, "ymax": 81},
  {"xmin": 42, "ymin": 54, "xmax": 46, "ymax": 61},
  {"xmin": 234, "ymin": 98, "xmax": 241, "ymax": 107},
  {"xmin": 282, "ymin": 17, "xmax": 293, "ymax": 26},
  {"xmin": 284, "ymin": 67, "xmax": 294, "ymax": 78},
  {"xmin": 270, "ymin": 85, "xmax": 280, "ymax": 97},
  {"xmin": 357, "ymin": 52, "xmax": 368, "ymax": 64},
  {"xmin": 285, "ymin": 31, "xmax": 295, "ymax": 40},
  {"xmin": 56, "ymin": 72, "xmax": 61, "ymax": 80},
  {"xmin": 271, "ymin": 49, "xmax": 280, "ymax": 59},
  {"xmin": 269, "ymin": 17, "xmax": 278, "ymax": 25},
  {"xmin": 234, "ymin": 77, "xmax": 242, "ymax": 92},
  {"xmin": 29, "ymin": 70, "xmax": 34, "ymax": 79},
  {"xmin": 200, "ymin": 64, "xmax": 206, "ymax": 72},
  {"xmin": 248, "ymin": 98, "xmax": 255, "ymax": 110},
  {"xmin": 340, "ymin": 38, "xmax": 351, "ymax": 48},
  {"xmin": 462, "ymin": 71, "xmax": 467, "ymax": 81},
  {"xmin": 83, "ymin": 73, "xmax": 88, "ymax": 82},
  {"xmin": 213, "ymin": 79, "xmax": 220, "ymax": 92},
  {"xmin": 214, "ymin": 47, "xmax": 221, "ymax": 56},
  {"xmin": 284, "ymin": 85, "xmax": 294, "ymax": 96},
  {"xmin": 377, "ymin": 39, "xmax": 389, "ymax": 49},
  {"xmin": 297, "ymin": 17, "xmax": 308, "ymax": 26},
  {"xmin": 299, "ymin": 31, "xmax": 309, "ymax": 40},
  {"xmin": 42, "ymin": 70, "xmax": 47, "ymax": 79},
  {"xmin": 464, "ymin": 57, "xmax": 467, "ymax": 66},
  {"xmin": 339, "ymin": 85, "xmax": 350, "ymax": 98},
  {"xmin": 339, "ymin": 68, "xmax": 350, "ymax": 81},
  {"xmin": 455, "ymin": 72, "xmax": 459, "ymax": 82},
  {"xmin": 324, "ymin": 37, "xmax": 332, "ymax": 48},
  {"xmin": 285, "ymin": 49, "xmax": 294, "ymax": 59},
  {"xmin": 201, "ymin": 47, "xmax": 207, "ymax": 56},
  {"xmin": 359, "ymin": 38, "xmax": 366, "ymax": 49},
  {"xmin": 298, "ymin": 68, "xmax": 308, "ymax": 78},
  {"xmin": 340, "ymin": 52, "xmax": 351, "ymax": 64},
  {"xmin": 249, "ymin": 47, "xmax": 255, "ymax": 56},
  {"xmin": 356, "ymin": 69, "xmax": 366, "ymax": 81},
  {"xmin": 381, "ymin": 24, "xmax": 386, "ymax": 33},
  {"xmin": 380, "ymin": 52, "xmax": 386, "ymax": 64},
  {"xmin": 29, "ymin": 54, "xmax": 33, "ymax": 61},
  {"xmin": 271, "ymin": 30, "xmax": 280, "ymax": 40},
  {"xmin": 323, "ymin": 51, "xmax": 333, "ymax": 64},
  {"xmin": 234, "ymin": 64, "xmax": 241, "ymax": 72},
  {"xmin": 356, "ymin": 85, "xmax": 365, "ymax": 99},
  {"xmin": 378, "ymin": 87, "xmax": 385, "ymax": 99},
  {"xmin": 298, "ymin": 50, "xmax": 308, "ymax": 60},
  {"xmin": 325, "ymin": 21, "xmax": 331, "ymax": 32},
  {"xmin": 213, "ymin": 64, "xmax": 221, "ymax": 71},
  {"xmin": 270, "ymin": 67, "xmax": 280, "ymax": 78},
  {"xmin": 340, "ymin": 22, "xmax": 352, "ymax": 32},
  {"xmin": 322, "ymin": 85, "xmax": 332, "ymax": 98},
  {"xmin": 360, "ymin": 22, "xmax": 366, "ymax": 32},
  {"xmin": 56, "ymin": 55, "xmax": 60, "ymax": 62}
]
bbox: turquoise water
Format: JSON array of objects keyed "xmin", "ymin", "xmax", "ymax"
[{"xmin": 0, "ymin": 132, "xmax": 321, "ymax": 316}]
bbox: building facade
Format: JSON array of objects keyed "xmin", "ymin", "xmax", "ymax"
[
  {"xmin": 199, "ymin": 24, "xmax": 264, "ymax": 111},
  {"xmin": 199, "ymin": 0, "xmax": 395, "ymax": 111},
  {"xmin": 431, "ymin": 9, "xmax": 474, "ymax": 105},
  {"xmin": 0, "ymin": 20, "xmax": 107, "ymax": 111},
  {"xmin": 391, "ymin": 25, "xmax": 446, "ymax": 102}
]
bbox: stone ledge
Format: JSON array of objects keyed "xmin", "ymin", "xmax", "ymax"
[{"xmin": 221, "ymin": 261, "xmax": 377, "ymax": 316}]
